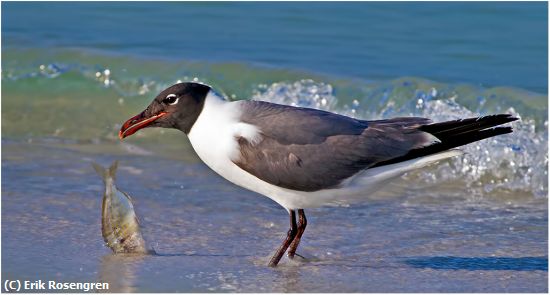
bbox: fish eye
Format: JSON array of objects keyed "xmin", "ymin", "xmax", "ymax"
[{"xmin": 162, "ymin": 94, "xmax": 179, "ymax": 105}]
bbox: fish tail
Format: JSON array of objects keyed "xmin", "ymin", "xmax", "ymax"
[
  {"xmin": 92, "ymin": 160, "xmax": 119, "ymax": 183},
  {"xmin": 108, "ymin": 160, "xmax": 119, "ymax": 180}
]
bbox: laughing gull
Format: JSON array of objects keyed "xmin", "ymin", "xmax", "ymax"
[{"xmin": 119, "ymin": 82, "xmax": 517, "ymax": 267}]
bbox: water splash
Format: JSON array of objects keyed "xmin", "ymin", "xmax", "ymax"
[
  {"xmin": 415, "ymin": 100, "xmax": 548, "ymax": 199},
  {"xmin": 252, "ymin": 79, "xmax": 365, "ymax": 117},
  {"xmin": 252, "ymin": 79, "xmax": 338, "ymax": 111}
]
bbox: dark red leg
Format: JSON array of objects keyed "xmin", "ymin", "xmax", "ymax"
[
  {"xmin": 287, "ymin": 209, "xmax": 307, "ymax": 259},
  {"xmin": 268, "ymin": 210, "xmax": 297, "ymax": 267}
]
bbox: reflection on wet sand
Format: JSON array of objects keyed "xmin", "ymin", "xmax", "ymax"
[{"xmin": 98, "ymin": 254, "xmax": 145, "ymax": 293}]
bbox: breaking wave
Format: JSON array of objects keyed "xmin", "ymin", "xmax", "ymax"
[{"xmin": 2, "ymin": 55, "xmax": 547, "ymax": 200}]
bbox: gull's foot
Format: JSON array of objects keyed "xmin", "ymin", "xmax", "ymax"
[
  {"xmin": 288, "ymin": 252, "xmax": 307, "ymax": 260},
  {"xmin": 287, "ymin": 250, "xmax": 320, "ymax": 264}
]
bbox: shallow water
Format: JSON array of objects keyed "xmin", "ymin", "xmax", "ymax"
[
  {"xmin": 2, "ymin": 2, "xmax": 548, "ymax": 293},
  {"xmin": 2, "ymin": 141, "xmax": 547, "ymax": 292}
]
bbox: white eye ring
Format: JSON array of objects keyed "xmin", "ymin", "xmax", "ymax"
[{"xmin": 164, "ymin": 94, "xmax": 179, "ymax": 105}]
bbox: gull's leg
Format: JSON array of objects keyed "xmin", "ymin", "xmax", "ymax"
[
  {"xmin": 268, "ymin": 210, "xmax": 297, "ymax": 267},
  {"xmin": 287, "ymin": 209, "xmax": 307, "ymax": 259}
]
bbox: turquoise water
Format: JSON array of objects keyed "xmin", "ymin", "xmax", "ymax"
[
  {"xmin": 2, "ymin": 2, "xmax": 548, "ymax": 292},
  {"xmin": 3, "ymin": 2, "xmax": 548, "ymax": 92}
]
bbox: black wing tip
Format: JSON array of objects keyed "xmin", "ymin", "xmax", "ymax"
[
  {"xmin": 467, "ymin": 113, "xmax": 518, "ymax": 125},
  {"xmin": 421, "ymin": 113, "xmax": 519, "ymax": 137},
  {"xmin": 483, "ymin": 113, "xmax": 519, "ymax": 123},
  {"xmin": 484, "ymin": 114, "xmax": 519, "ymax": 131},
  {"xmin": 371, "ymin": 115, "xmax": 517, "ymax": 169},
  {"xmin": 487, "ymin": 126, "xmax": 514, "ymax": 135}
]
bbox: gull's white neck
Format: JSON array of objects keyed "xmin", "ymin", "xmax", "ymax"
[
  {"xmin": 188, "ymin": 90, "xmax": 234, "ymax": 141},
  {"xmin": 187, "ymin": 90, "xmax": 256, "ymax": 167},
  {"xmin": 186, "ymin": 90, "xmax": 281, "ymax": 203}
]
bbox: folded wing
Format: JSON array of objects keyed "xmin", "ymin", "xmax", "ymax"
[{"xmin": 234, "ymin": 101, "xmax": 517, "ymax": 192}]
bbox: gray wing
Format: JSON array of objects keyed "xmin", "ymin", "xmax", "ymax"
[{"xmin": 234, "ymin": 101, "xmax": 434, "ymax": 192}]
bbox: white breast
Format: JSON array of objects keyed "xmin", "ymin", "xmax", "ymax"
[{"xmin": 187, "ymin": 92, "xmax": 285, "ymax": 203}]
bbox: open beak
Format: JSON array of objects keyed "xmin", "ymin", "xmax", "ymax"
[{"xmin": 119, "ymin": 111, "xmax": 168, "ymax": 139}]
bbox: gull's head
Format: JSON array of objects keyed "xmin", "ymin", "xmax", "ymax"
[{"xmin": 119, "ymin": 82, "xmax": 211, "ymax": 138}]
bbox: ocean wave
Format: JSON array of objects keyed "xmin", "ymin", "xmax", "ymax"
[{"xmin": 2, "ymin": 57, "xmax": 547, "ymax": 199}]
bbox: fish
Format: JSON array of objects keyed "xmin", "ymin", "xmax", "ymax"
[{"xmin": 92, "ymin": 161, "xmax": 150, "ymax": 254}]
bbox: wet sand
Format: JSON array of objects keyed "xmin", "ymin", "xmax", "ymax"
[{"xmin": 2, "ymin": 141, "xmax": 547, "ymax": 292}]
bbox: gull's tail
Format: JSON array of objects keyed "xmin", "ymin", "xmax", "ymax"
[{"xmin": 372, "ymin": 114, "xmax": 518, "ymax": 168}]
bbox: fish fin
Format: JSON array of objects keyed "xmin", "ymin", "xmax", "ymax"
[
  {"xmin": 134, "ymin": 215, "xmax": 142, "ymax": 226},
  {"xmin": 92, "ymin": 160, "xmax": 119, "ymax": 183},
  {"xmin": 149, "ymin": 245, "xmax": 157, "ymax": 255},
  {"xmin": 121, "ymin": 189, "xmax": 132, "ymax": 200},
  {"xmin": 108, "ymin": 160, "xmax": 119, "ymax": 181},
  {"xmin": 120, "ymin": 190, "xmax": 140, "ymax": 225},
  {"xmin": 91, "ymin": 162, "xmax": 107, "ymax": 184}
]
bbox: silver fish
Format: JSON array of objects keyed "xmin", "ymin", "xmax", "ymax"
[{"xmin": 92, "ymin": 161, "xmax": 149, "ymax": 254}]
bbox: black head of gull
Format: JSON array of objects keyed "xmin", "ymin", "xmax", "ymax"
[
  {"xmin": 119, "ymin": 82, "xmax": 210, "ymax": 138},
  {"xmin": 119, "ymin": 82, "xmax": 518, "ymax": 267}
]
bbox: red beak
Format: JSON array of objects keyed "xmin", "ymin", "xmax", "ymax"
[{"xmin": 119, "ymin": 111, "xmax": 168, "ymax": 139}]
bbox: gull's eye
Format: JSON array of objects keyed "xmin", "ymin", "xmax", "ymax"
[{"xmin": 162, "ymin": 94, "xmax": 179, "ymax": 105}]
